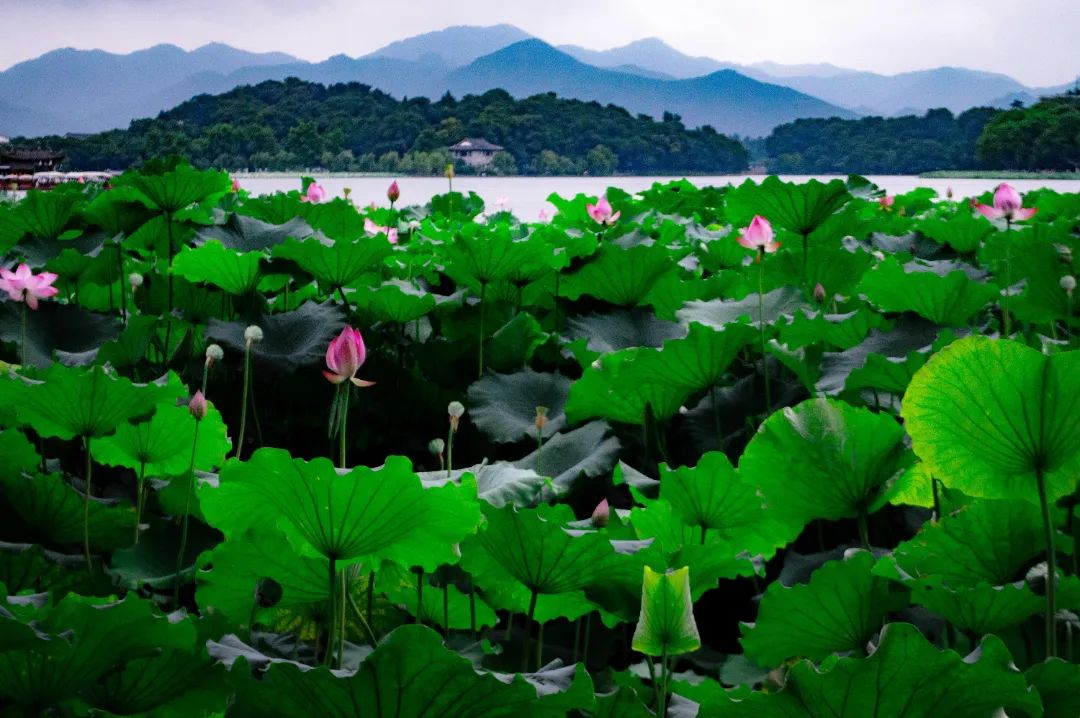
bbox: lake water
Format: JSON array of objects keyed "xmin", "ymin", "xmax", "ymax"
[{"xmin": 233, "ymin": 174, "xmax": 1080, "ymax": 220}]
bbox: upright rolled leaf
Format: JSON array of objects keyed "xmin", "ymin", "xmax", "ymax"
[{"xmin": 631, "ymin": 565, "xmax": 701, "ymax": 656}]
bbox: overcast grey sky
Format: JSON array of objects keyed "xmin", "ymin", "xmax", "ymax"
[{"xmin": 1, "ymin": 0, "xmax": 1076, "ymax": 86}]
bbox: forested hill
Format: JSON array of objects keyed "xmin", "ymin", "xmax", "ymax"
[{"xmin": 21, "ymin": 78, "xmax": 749, "ymax": 174}]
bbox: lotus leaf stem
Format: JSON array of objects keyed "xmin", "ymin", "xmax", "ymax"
[
  {"xmin": 235, "ymin": 343, "xmax": 253, "ymax": 460},
  {"xmin": 82, "ymin": 435, "xmax": 92, "ymax": 572},
  {"xmin": 173, "ymin": 420, "xmax": 201, "ymax": 605},
  {"xmin": 757, "ymin": 252, "xmax": 771, "ymax": 412},
  {"xmin": 522, "ymin": 589, "xmax": 538, "ymax": 673},
  {"xmin": 1036, "ymin": 464, "xmax": 1057, "ymax": 658}
]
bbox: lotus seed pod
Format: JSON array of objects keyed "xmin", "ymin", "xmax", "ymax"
[
  {"xmin": 205, "ymin": 344, "xmax": 224, "ymax": 364},
  {"xmin": 535, "ymin": 406, "xmax": 549, "ymax": 430},
  {"xmin": 428, "ymin": 438, "xmax": 445, "ymax": 455},
  {"xmin": 448, "ymin": 401, "xmax": 465, "ymax": 418},
  {"xmin": 1061, "ymin": 275, "xmax": 1076, "ymax": 295},
  {"xmin": 244, "ymin": 325, "xmax": 264, "ymax": 344},
  {"xmin": 128, "ymin": 273, "xmax": 144, "ymax": 288}
]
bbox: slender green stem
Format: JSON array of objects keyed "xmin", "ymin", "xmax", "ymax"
[
  {"xmin": 133, "ymin": 461, "xmax": 147, "ymax": 544},
  {"xmin": 163, "ymin": 212, "xmax": 174, "ymax": 366},
  {"xmin": 857, "ymin": 510, "xmax": 871, "ymax": 550},
  {"xmin": 367, "ymin": 570, "xmax": 376, "ymax": 637},
  {"xmin": 20, "ymin": 302, "xmax": 27, "ymax": 367},
  {"xmin": 700, "ymin": 525, "xmax": 708, "ymax": 546},
  {"xmin": 553, "ymin": 272, "xmax": 561, "ymax": 333},
  {"xmin": 443, "ymin": 583, "xmax": 450, "ymax": 635},
  {"xmin": 710, "ymin": 385, "xmax": 721, "ymax": 447},
  {"xmin": 478, "ymin": 282, "xmax": 487, "ymax": 379},
  {"xmin": 536, "ymin": 425, "xmax": 543, "ymax": 475},
  {"xmin": 800, "ymin": 232, "xmax": 809, "ymax": 288},
  {"xmin": 82, "ymin": 435, "xmax": 92, "ymax": 572},
  {"xmin": 467, "ymin": 576, "xmax": 477, "ymax": 640},
  {"xmin": 646, "ymin": 657, "xmax": 660, "ymax": 713},
  {"xmin": 582, "ymin": 612, "xmax": 592, "ymax": 668},
  {"xmin": 235, "ymin": 344, "xmax": 252, "ymax": 460},
  {"xmin": 339, "ymin": 386, "xmax": 349, "ymax": 469},
  {"xmin": 1036, "ymin": 465, "xmax": 1058, "ymax": 658},
  {"xmin": 536, "ymin": 621, "xmax": 544, "ymax": 671},
  {"xmin": 117, "ymin": 242, "xmax": 127, "ymax": 326},
  {"xmin": 326, "ymin": 557, "xmax": 337, "ymax": 666},
  {"xmin": 416, "ymin": 570, "xmax": 424, "ymax": 624},
  {"xmin": 173, "ymin": 421, "xmax": 201, "ymax": 605},
  {"xmin": 336, "ymin": 286, "xmax": 352, "ymax": 316},
  {"xmin": 347, "ymin": 589, "xmax": 379, "ymax": 646},
  {"xmin": 757, "ymin": 254, "xmax": 771, "ymax": 412},
  {"xmin": 339, "ymin": 568, "xmax": 346, "ymax": 668},
  {"xmin": 931, "ymin": 475, "xmax": 941, "ymax": 522},
  {"xmin": 1003, "ymin": 219, "xmax": 1012, "ymax": 337},
  {"xmin": 446, "ymin": 424, "xmax": 455, "ymax": 479},
  {"xmin": 522, "ymin": 589, "xmax": 538, "ymax": 673},
  {"xmin": 659, "ymin": 649, "xmax": 669, "ymax": 718}
]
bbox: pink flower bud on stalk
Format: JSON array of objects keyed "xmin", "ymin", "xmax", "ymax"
[
  {"xmin": 736, "ymin": 215, "xmax": 780, "ymax": 257},
  {"xmin": 975, "ymin": 183, "xmax": 1038, "ymax": 222},
  {"xmin": 387, "ymin": 180, "xmax": 400, "ymax": 204},
  {"xmin": 445, "ymin": 401, "xmax": 465, "ymax": 478},
  {"xmin": 592, "ymin": 499, "xmax": 610, "ymax": 527},
  {"xmin": 534, "ymin": 406, "xmax": 549, "ymax": 431},
  {"xmin": 231, "ymin": 178, "xmax": 241, "ymax": 193},
  {"xmin": 323, "ymin": 326, "xmax": 375, "ymax": 387},
  {"xmin": 814, "ymin": 283, "xmax": 826, "ymax": 303},
  {"xmin": 188, "ymin": 390, "xmax": 208, "ymax": 421},
  {"xmin": 586, "ymin": 195, "xmax": 620, "ymax": 226},
  {"xmin": 301, "ymin": 183, "xmax": 326, "ymax": 204},
  {"xmin": 879, "ymin": 195, "xmax": 895, "ymax": 210}
]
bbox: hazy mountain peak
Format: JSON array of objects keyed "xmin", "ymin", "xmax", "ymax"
[{"xmin": 365, "ymin": 24, "xmax": 533, "ymax": 68}]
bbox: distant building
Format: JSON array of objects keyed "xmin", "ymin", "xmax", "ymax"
[
  {"xmin": 0, "ymin": 135, "xmax": 9, "ymax": 145},
  {"xmin": 448, "ymin": 138, "xmax": 504, "ymax": 168},
  {"xmin": 0, "ymin": 148, "xmax": 65, "ymax": 174}
]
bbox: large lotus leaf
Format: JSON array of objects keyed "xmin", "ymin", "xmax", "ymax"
[
  {"xmin": 0, "ymin": 471, "xmax": 134, "ymax": 552},
  {"xmin": 353, "ymin": 279, "xmax": 436, "ymax": 324},
  {"xmin": 462, "ymin": 503, "xmax": 619, "ymax": 597},
  {"xmin": 739, "ymin": 398, "xmax": 912, "ymax": 525},
  {"xmin": 1028, "ymin": 659, "xmax": 1080, "ymax": 718},
  {"xmin": 230, "ymin": 624, "xmax": 593, "ymax": 717},
  {"xmin": 200, "ymin": 450, "xmax": 480, "ymax": 570},
  {"xmin": 843, "ymin": 349, "xmax": 929, "ymax": 396},
  {"xmin": 918, "ymin": 211, "xmax": 993, "ymax": 253},
  {"xmin": 644, "ymin": 271, "xmax": 738, "ymax": 322},
  {"xmin": 724, "ymin": 176, "xmax": 850, "ymax": 236},
  {"xmin": 0, "ymin": 594, "xmax": 195, "ymax": 711},
  {"xmin": 484, "ymin": 312, "xmax": 549, "ymax": 373},
  {"xmin": 772, "ymin": 246, "xmax": 873, "ymax": 297},
  {"xmin": 979, "ymin": 227, "xmax": 1075, "ymax": 324},
  {"xmin": 419, "ymin": 463, "xmax": 548, "ymax": 508},
  {"xmin": 205, "ymin": 301, "xmax": 345, "ymax": 372},
  {"xmin": 903, "ymin": 336, "xmax": 1080, "ymax": 502},
  {"xmin": 656, "ymin": 452, "xmax": 801, "ymax": 560},
  {"xmin": 0, "ymin": 364, "xmax": 167, "ymax": 439},
  {"xmin": 741, "ymin": 551, "xmax": 906, "ymax": 666},
  {"xmin": 468, "ymin": 369, "xmax": 572, "ymax": 443},
  {"xmin": 109, "ymin": 518, "xmax": 220, "ymax": 589},
  {"xmin": 678, "ymin": 287, "xmax": 811, "ymax": 329},
  {"xmin": 565, "ymin": 348, "xmax": 689, "ymax": 425},
  {"xmin": 907, "ymin": 579, "xmax": 1043, "ymax": 636},
  {"xmin": 196, "ymin": 213, "xmax": 312, "ymax": 251},
  {"xmin": 81, "ymin": 187, "xmax": 155, "ymax": 237},
  {"xmin": 197, "ymin": 528, "xmax": 328, "ymax": 624},
  {"xmin": 93, "ymin": 401, "xmax": 230, "ymax": 476},
  {"xmin": 707, "ymin": 622, "xmax": 1039, "ymax": 717},
  {"xmin": 172, "ymin": 240, "xmax": 263, "ymax": 295},
  {"xmin": 0, "ymin": 301, "xmax": 119, "ymax": 369},
  {"xmin": 113, "ymin": 164, "xmax": 231, "ymax": 215},
  {"xmin": 442, "ymin": 223, "xmax": 547, "ymax": 289},
  {"xmin": 273, "ymin": 234, "xmax": 392, "ymax": 289},
  {"xmin": 8, "ymin": 189, "xmax": 84, "ymax": 242},
  {"xmin": 513, "ymin": 420, "xmax": 621, "ymax": 495},
  {"xmin": 816, "ymin": 317, "xmax": 946, "ymax": 396},
  {"xmin": 777, "ymin": 307, "xmax": 885, "ymax": 352},
  {"xmin": 561, "ymin": 243, "xmax": 682, "ymax": 307},
  {"xmin": 565, "ymin": 309, "xmax": 686, "ymax": 355},
  {"xmin": 83, "ymin": 647, "xmax": 221, "ymax": 717},
  {"xmin": 857, "ymin": 257, "xmax": 997, "ymax": 326},
  {"xmin": 95, "ymin": 315, "xmax": 158, "ymax": 368},
  {"xmin": 378, "ymin": 563, "xmax": 500, "ymax": 630},
  {"xmin": 644, "ymin": 322, "xmax": 758, "ymax": 389},
  {"xmin": 881, "ymin": 497, "xmax": 1048, "ymax": 586},
  {"xmin": 0, "ymin": 541, "xmax": 81, "ymax": 595},
  {"xmin": 631, "ymin": 566, "xmax": 701, "ymax": 656}
]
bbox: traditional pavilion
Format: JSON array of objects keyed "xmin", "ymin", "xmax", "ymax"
[
  {"xmin": 0, "ymin": 148, "xmax": 65, "ymax": 175},
  {"xmin": 447, "ymin": 138, "xmax": 503, "ymax": 168}
]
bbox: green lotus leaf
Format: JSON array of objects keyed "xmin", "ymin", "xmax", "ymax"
[
  {"xmin": 419, "ymin": 463, "xmax": 549, "ymax": 508},
  {"xmin": 354, "ymin": 279, "xmax": 436, "ymax": 323},
  {"xmin": 94, "ymin": 314, "xmax": 158, "ymax": 368},
  {"xmin": 300, "ymin": 199, "xmax": 370, "ymax": 241},
  {"xmin": 468, "ymin": 369, "xmax": 572, "ymax": 443},
  {"xmin": 0, "ymin": 593, "xmax": 196, "ymax": 711},
  {"xmin": 903, "ymin": 336, "xmax": 1080, "ymax": 502},
  {"xmin": 678, "ymin": 287, "xmax": 811, "ymax": 329},
  {"xmin": 229, "ymin": 624, "xmax": 593, "ymax": 717},
  {"xmin": 843, "ymin": 349, "xmax": 929, "ymax": 396},
  {"xmin": 113, "ymin": 163, "xmax": 231, "ymax": 215},
  {"xmin": 1028, "ymin": 659, "xmax": 1080, "ymax": 718},
  {"xmin": 566, "ymin": 309, "xmax": 686, "ymax": 356},
  {"xmin": 857, "ymin": 256, "xmax": 997, "ymax": 325},
  {"xmin": 8, "ymin": 189, "xmax": 84, "ymax": 242},
  {"xmin": 484, "ymin": 312, "xmax": 548, "ymax": 373},
  {"xmin": 741, "ymin": 551, "xmax": 906, "ymax": 666},
  {"xmin": 777, "ymin": 307, "xmax": 885, "ymax": 352},
  {"xmin": 908, "ymin": 579, "xmax": 1043, "ymax": 636},
  {"xmin": 631, "ymin": 565, "xmax": 701, "ymax": 656},
  {"xmin": 273, "ymin": 234, "xmax": 393, "ymax": 290},
  {"xmin": 725, "ymin": 176, "xmax": 850, "ymax": 236},
  {"xmin": 442, "ymin": 222, "xmax": 548, "ymax": 290},
  {"xmin": 205, "ymin": 301, "xmax": 345, "ymax": 373},
  {"xmin": 83, "ymin": 648, "xmax": 221, "ymax": 717},
  {"xmin": 565, "ymin": 347, "xmax": 688, "ymax": 425},
  {"xmin": 917, "ymin": 210, "xmax": 993, "ymax": 253},
  {"xmin": 200, "ymin": 450, "xmax": 481, "ymax": 570},
  {"xmin": 881, "ymin": 497, "xmax": 1049, "ymax": 586},
  {"xmin": 739, "ymin": 398, "xmax": 912, "ymax": 525},
  {"xmin": 561, "ymin": 243, "xmax": 682, "ymax": 307},
  {"xmin": 0, "ymin": 471, "xmax": 135, "ymax": 552},
  {"xmin": 0, "ymin": 363, "xmax": 167, "ymax": 440},
  {"xmin": 980, "ymin": 227, "xmax": 1075, "ymax": 324},
  {"xmin": 772, "ymin": 246, "xmax": 873, "ymax": 297},
  {"xmin": 81, "ymin": 187, "xmax": 155, "ymax": 238},
  {"xmin": 707, "ymin": 622, "xmax": 1039, "ymax": 717},
  {"xmin": 513, "ymin": 420, "xmax": 621, "ymax": 496},
  {"xmin": 196, "ymin": 213, "xmax": 312, "ymax": 251},
  {"xmin": 109, "ymin": 517, "xmax": 221, "ymax": 589},
  {"xmin": 196, "ymin": 528, "xmax": 328, "ymax": 625},
  {"xmin": 0, "ymin": 428, "xmax": 39, "ymax": 475},
  {"xmin": 379, "ymin": 563, "xmax": 499, "ymax": 630},
  {"xmin": 18, "ymin": 227, "xmax": 105, "ymax": 270},
  {"xmin": 0, "ymin": 540, "xmax": 83, "ymax": 595},
  {"xmin": 93, "ymin": 401, "xmax": 230, "ymax": 477},
  {"xmin": 172, "ymin": 240, "xmax": 263, "ymax": 295},
  {"xmin": 815, "ymin": 316, "xmax": 946, "ymax": 396}
]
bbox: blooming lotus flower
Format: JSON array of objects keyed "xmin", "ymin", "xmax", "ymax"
[
  {"xmin": 387, "ymin": 180, "xmax": 400, "ymax": 203},
  {"xmin": 586, "ymin": 196, "xmax": 620, "ymax": 226},
  {"xmin": 231, "ymin": 178, "xmax": 241, "ymax": 193},
  {"xmin": 538, "ymin": 208, "xmax": 550, "ymax": 223},
  {"xmin": 592, "ymin": 499, "xmax": 610, "ymax": 527},
  {"xmin": 323, "ymin": 326, "xmax": 375, "ymax": 387},
  {"xmin": 301, "ymin": 183, "xmax": 326, "ymax": 204},
  {"xmin": 0, "ymin": 263, "xmax": 58, "ymax": 309},
  {"xmin": 364, "ymin": 217, "xmax": 399, "ymax": 244},
  {"xmin": 976, "ymin": 183, "xmax": 1037, "ymax": 222},
  {"xmin": 879, "ymin": 195, "xmax": 895, "ymax": 209},
  {"xmin": 736, "ymin": 215, "xmax": 780, "ymax": 256}
]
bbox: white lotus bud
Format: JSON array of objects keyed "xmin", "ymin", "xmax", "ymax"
[
  {"xmin": 428, "ymin": 438, "xmax": 445, "ymax": 455},
  {"xmin": 244, "ymin": 325, "xmax": 264, "ymax": 345},
  {"xmin": 1061, "ymin": 275, "xmax": 1076, "ymax": 295},
  {"xmin": 205, "ymin": 344, "xmax": 224, "ymax": 365}
]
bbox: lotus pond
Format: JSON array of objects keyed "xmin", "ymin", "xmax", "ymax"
[{"xmin": 0, "ymin": 160, "xmax": 1079, "ymax": 716}]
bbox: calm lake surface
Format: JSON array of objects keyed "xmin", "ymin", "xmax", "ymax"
[{"xmin": 234, "ymin": 174, "xmax": 1080, "ymax": 220}]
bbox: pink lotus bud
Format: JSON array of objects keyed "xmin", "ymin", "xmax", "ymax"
[
  {"xmin": 993, "ymin": 183, "xmax": 1022, "ymax": 214},
  {"xmin": 814, "ymin": 282, "xmax": 826, "ymax": 303},
  {"xmin": 231, "ymin": 178, "xmax": 241, "ymax": 193},
  {"xmin": 323, "ymin": 326, "xmax": 374, "ymax": 387},
  {"xmin": 302, "ymin": 183, "xmax": 326, "ymax": 204},
  {"xmin": 586, "ymin": 196, "xmax": 620, "ymax": 226},
  {"xmin": 879, "ymin": 195, "xmax": 895, "ymax": 209},
  {"xmin": 591, "ymin": 499, "xmax": 610, "ymax": 527},
  {"xmin": 387, "ymin": 181, "xmax": 400, "ymax": 203},
  {"xmin": 189, "ymin": 391, "xmax": 207, "ymax": 421},
  {"xmin": 736, "ymin": 215, "xmax": 780, "ymax": 255},
  {"xmin": 946, "ymin": 186, "xmax": 954, "ymax": 200}
]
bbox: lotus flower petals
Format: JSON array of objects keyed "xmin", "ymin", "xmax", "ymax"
[
  {"xmin": 365, "ymin": 217, "xmax": 399, "ymax": 244},
  {"xmin": 1011, "ymin": 207, "xmax": 1038, "ymax": 221},
  {"xmin": 586, "ymin": 195, "xmax": 619, "ymax": 225},
  {"xmin": 387, "ymin": 180, "xmax": 400, "ymax": 203},
  {"xmin": 993, "ymin": 183, "xmax": 1022, "ymax": 214},
  {"xmin": 0, "ymin": 263, "xmax": 59, "ymax": 310},
  {"xmin": 324, "ymin": 326, "xmax": 372, "ymax": 386},
  {"xmin": 975, "ymin": 203, "xmax": 1004, "ymax": 220},
  {"xmin": 738, "ymin": 215, "xmax": 779, "ymax": 255},
  {"xmin": 302, "ymin": 183, "xmax": 326, "ymax": 203}
]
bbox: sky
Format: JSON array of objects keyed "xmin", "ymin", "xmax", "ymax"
[{"xmin": 0, "ymin": 0, "xmax": 1077, "ymax": 86}]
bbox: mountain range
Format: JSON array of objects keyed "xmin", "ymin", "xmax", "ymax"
[{"xmin": 0, "ymin": 24, "xmax": 1073, "ymax": 139}]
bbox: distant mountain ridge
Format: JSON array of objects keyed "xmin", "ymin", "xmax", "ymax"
[{"xmin": 0, "ymin": 25, "xmax": 1073, "ymax": 138}]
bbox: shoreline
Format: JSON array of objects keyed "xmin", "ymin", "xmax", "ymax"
[{"xmin": 919, "ymin": 170, "xmax": 1080, "ymax": 180}]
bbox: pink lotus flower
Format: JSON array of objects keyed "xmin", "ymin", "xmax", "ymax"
[
  {"xmin": 323, "ymin": 326, "xmax": 375, "ymax": 387},
  {"xmin": 592, "ymin": 499, "xmax": 610, "ymax": 527},
  {"xmin": 976, "ymin": 183, "xmax": 1037, "ymax": 222},
  {"xmin": 301, "ymin": 183, "xmax": 326, "ymax": 204},
  {"xmin": 189, "ymin": 391, "xmax": 208, "ymax": 421},
  {"xmin": 0, "ymin": 263, "xmax": 58, "ymax": 310},
  {"xmin": 538, "ymin": 208, "xmax": 550, "ymax": 223},
  {"xmin": 364, "ymin": 217, "xmax": 399, "ymax": 244},
  {"xmin": 387, "ymin": 180, "xmax": 400, "ymax": 203},
  {"xmin": 736, "ymin": 215, "xmax": 780, "ymax": 256},
  {"xmin": 879, "ymin": 195, "xmax": 895, "ymax": 209},
  {"xmin": 586, "ymin": 196, "xmax": 620, "ymax": 226},
  {"xmin": 231, "ymin": 178, "xmax": 241, "ymax": 193}
]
